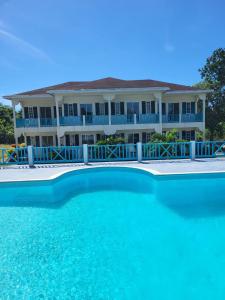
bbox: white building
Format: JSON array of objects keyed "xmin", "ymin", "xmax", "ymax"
[{"xmin": 4, "ymin": 77, "xmax": 209, "ymax": 146}]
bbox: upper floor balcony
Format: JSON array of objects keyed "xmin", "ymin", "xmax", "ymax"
[{"xmin": 16, "ymin": 112, "xmax": 203, "ymax": 128}]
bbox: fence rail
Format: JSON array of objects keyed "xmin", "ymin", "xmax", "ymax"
[
  {"xmin": 1, "ymin": 141, "xmax": 225, "ymax": 166},
  {"xmin": 142, "ymin": 142, "xmax": 191, "ymax": 160},
  {"xmin": 88, "ymin": 144, "xmax": 137, "ymax": 162}
]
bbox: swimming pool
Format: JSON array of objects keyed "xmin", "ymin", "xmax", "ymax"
[{"xmin": 1, "ymin": 167, "xmax": 225, "ymax": 299}]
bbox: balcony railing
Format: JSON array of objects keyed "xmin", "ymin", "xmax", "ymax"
[
  {"xmin": 60, "ymin": 116, "xmax": 82, "ymax": 126},
  {"xmin": 162, "ymin": 114, "xmax": 179, "ymax": 123},
  {"xmin": 40, "ymin": 118, "xmax": 57, "ymax": 127},
  {"xmin": 16, "ymin": 118, "xmax": 38, "ymax": 128},
  {"xmin": 181, "ymin": 113, "xmax": 203, "ymax": 122},
  {"xmin": 15, "ymin": 112, "xmax": 203, "ymax": 128}
]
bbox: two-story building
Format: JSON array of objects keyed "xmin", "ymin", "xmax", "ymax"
[{"xmin": 4, "ymin": 77, "xmax": 209, "ymax": 146}]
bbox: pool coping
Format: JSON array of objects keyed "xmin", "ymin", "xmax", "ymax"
[{"xmin": 1, "ymin": 158, "xmax": 225, "ymax": 183}]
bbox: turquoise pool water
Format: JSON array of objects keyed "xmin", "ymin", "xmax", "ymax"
[{"xmin": 1, "ymin": 167, "xmax": 225, "ymax": 299}]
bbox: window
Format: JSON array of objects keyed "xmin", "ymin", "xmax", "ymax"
[
  {"xmin": 53, "ymin": 106, "xmax": 62, "ymax": 118},
  {"xmin": 111, "ymin": 102, "xmax": 124, "ymax": 115},
  {"xmin": 95, "ymin": 103, "xmax": 108, "ymax": 115},
  {"xmin": 82, "ymin": 134, "xmax": 94, "ymax": 144},
  {"xmin": 142, "ymin": 132, "xmax": 152, "ymax": 143},
  {"xmin": 162, "ymin": 103, "xmax": 166, "ymax": 115},
  {"xmin": 127, "ymin": 102, "xmax": 139, "ymax": 115},
  {"xmin": 142, "ymin": 101, "xmax": 155, "ymax": 114},
  {"xmin": 26, "ymin": 136, "xmax": 40, "ymax": 146},
  {"xmin": 182, "ymin": 102, "xmax": 195, "ymax": 114},
  {"xmin": 168, "ymin": 103, "xmax": 179, "ymax": 114},
  {"xmin": 182, "ymin": 130, "xmax": 195, "ymax": 141},
  {"xmin": 65, "ymin": 134, "xmax": 79, "ymax": 146},
  {"xmin": 40, "ymin": 107, "xmax": 52, "ymax": 119},
  {"xmin": 42, "ymin": 136, "xmax": 54, "ymax": 146},
  {"xmin": 24, "ymin": 107, "xmax": 38, "ymax": 119},
  {"xmin": 64, "ymin": 104, "xmax": 77, "ymax": 116},
  {"xmin": 128, "ymin": 133, "xmax": 139, "ymax": 144},
  {"xmin": 80, "ymin": 104, "xmax": 92, "ymax": 116}
]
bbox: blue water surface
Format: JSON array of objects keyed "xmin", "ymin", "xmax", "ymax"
[{"xmin": 1, "ymin": 167, "xmax": 225, "ymax": 299}]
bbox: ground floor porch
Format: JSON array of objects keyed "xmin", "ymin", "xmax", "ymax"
[{"xmin": 22, "ymin": 128, "xmax": 201, "ymax": 147}]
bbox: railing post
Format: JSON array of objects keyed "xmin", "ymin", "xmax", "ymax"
[
  {"xmin": 83, "ymin": 144, "xmax": 88, "ymax": 164},
  {"xmin": 83, "ymin": 115, "xmax": 86, "ymax": 126},
  {"xmin": 28, "ymin": 145, "xmax": 35, "ymax": 167},
  {"xmin": 137, "ymin": 142, "xmax": 142, "ymax": 162},
  {"xmin": 190, "ymin": 141, "xmax": 196, "ymax": 160}
]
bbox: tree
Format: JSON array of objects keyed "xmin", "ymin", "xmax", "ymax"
[
  {"xmin": 199, "ymin": 48, "xmax": 225, "ymax": 140},
  {"xmin": 0, "ymin": 103, "xmax": 21, "ymax": 144}
]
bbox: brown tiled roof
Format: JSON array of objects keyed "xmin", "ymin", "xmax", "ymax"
[{"xmin": 8, "ymin": 77, "xmax": 199, "ymax": 97}]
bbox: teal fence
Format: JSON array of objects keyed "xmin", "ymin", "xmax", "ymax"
[
  {"xmin": 88, "ymin": 144, "xmax": 137, "ymax": 162},
  {"xmin": 33, "ymin": 146, "xmax": 83, "ymax": 164},
  {"xmin": 1, "ymin": 141, "xmax": 225, "ymax": 165},
  {"xmin": 0, "ymin": 147, "xmax": 29, "ymax": 165},
  {"xmin": 142, "ymin": 142, "xmax": 191, "ymax": 160},
  {"xmin": 196, "ymin": 141, "xmax": 225, "ymax": 158}
]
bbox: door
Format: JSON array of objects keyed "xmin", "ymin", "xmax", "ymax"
[
  {"xmin": 80, "ymin": 104, "xmax": 93, "ymax": 123},
  {"xmin": 127, "ymin": 102, "xmax": 139, "ymax": 122}
]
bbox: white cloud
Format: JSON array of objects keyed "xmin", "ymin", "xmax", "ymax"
[
  {"xmin": 0, "ymin": 27, "xmax": 52, "ymax": 62},
  {"xmin": 164, "ymin": 42, "xmax": 175, "ymax": 53}
]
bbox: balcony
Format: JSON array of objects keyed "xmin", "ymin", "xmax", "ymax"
[
  {"xmin": 162, "ymin": 113, "xmax": 203, "ymax": 123},
  {"xmin": 181, "ymin": 113, "xmax": 203, "ymax": 122},
  {"xmin": 15, "ymin": 112, "xmax": 203, "ymax": 129},
  {"xmin": 16, "ymin": 118, "xmax": 38, "ymax": 128},
  {"xmin": 162, "ymin": 114, "xmax": 179, "ymax": 123}
]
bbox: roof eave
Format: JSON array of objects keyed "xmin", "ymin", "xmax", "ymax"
[{"xmin": 165, "ymin": 89, "xmax": 212, "ymax": 95}]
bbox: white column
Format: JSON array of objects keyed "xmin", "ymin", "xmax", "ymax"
[
  {"xmin": 154, "ymin": 93, "xmax": 162, "ymax": 133},
  {"xmin": 190, "ymin": 141, "xmax": 196, "ymax": 160},
  {"xmin": 28, "ymin": 145, "xmax": 34, "ymax": 167},
  {"xmin": 54, "ymin": 95, "xmax": 63, "ymax": 144},
  {"xmin": 179, "ymin": 102, "xmax": 182, "ymax": 123},
  {"xmin": 108, "ymin": 99, "xmax": 111, "ymax": 125},
  {"xmin": 137, "ymin": 142, "xmax": 142, "ymax": 162},
  {"xmin": 83, "ymin": 144, "xmax": 88, "ymax": 164},
  {"xmin": 103, "ymin": 94, "xmax": 114, "ymax": 125},
  {"xmin": 37, "ymin": 106, "xmax": 41, "ymax": 127},
  {"xmin": 200, "ymin": 95, "xmax": 206, "ymax": 140}
]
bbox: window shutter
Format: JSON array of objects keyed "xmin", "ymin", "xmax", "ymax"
[
  {"xmin": 191, "ymin": 130, "xmax": 195, "ymax": 140},
  {"xmin": 191, "ymin": 102, "xmax": 195, "ymax": 114},
  {"xmin": 33, "ymin": 107, "xmax": 38, "ymax": 118},
  {"xmin": 182, "ymin": 131, "xmax": 185, "ymax": 140},
  {"xmin": 162, "ymin": 103, "xmax": 166, "ymax": 115},
  {"xmin": 24, "ymin": 107, "xmax": 29, "ymax": 118},
  {"xmin": 142, "ymin": 101, "xmax": 146, "ymax": 114},
  {"xmin": 105, "ymin": 103, "xmax": 108, "ymax": 115},
  {"xmin": 73, "ymin": 103, "xmax": 78, "ymax": 116},
  {"xmin": 142, "ymin": 132, "xmax": 146, "ymax": 143},
  {"xmin": 64, "ymin": 104, "xmax": 68, "ymax": 117},
  {"xmin": 151, "ymin": 101, "xmax": 155, "ymax": 113},
  {"xmin": 182, "ymin": 102, "xmax": 186, "ymax": 114},
  {"xmin": 120, "ymin": 102, "xmax": 124, "ymax": 114},
  {"xmin": 95, "ymin": 103, "xmax": 100, "ymax": 115},
  {"xmin": 35, "ymin": 136, "xmax": 40, "ymax": 147},
  {"xmin": 75, "ymin": 135, "xmax": 79, "ymax": 146},
  {"xmin": 111, "ymin": 102, "xmax": 115, "ymax": 115}
]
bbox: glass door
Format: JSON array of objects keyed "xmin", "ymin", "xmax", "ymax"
[
  {"xmin": 80, "ymin": 104, "xmax": 93, "ymax": 124},
  {"xmin": 127, "ymin": 102, "xmax": 139, "ymax": 123}
]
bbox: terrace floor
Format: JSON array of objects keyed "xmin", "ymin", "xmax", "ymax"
[{"xmin": 1, "ymin": 157, "xmax": 225, "ymax": 182}]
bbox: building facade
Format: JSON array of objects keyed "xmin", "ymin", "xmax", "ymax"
[{"xmin": 4, "ymin": 77, "xmax": 209, "ymax": 146}]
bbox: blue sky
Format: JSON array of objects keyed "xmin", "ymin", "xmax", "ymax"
[{"xmin": 0, "ymin": 0, "xmax": 225, "ymax": 105}]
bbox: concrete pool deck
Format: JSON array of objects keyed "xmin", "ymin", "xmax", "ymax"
[{"xmin": 0, "ymin": 158, "xmax": 225, "ymax": 182}]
